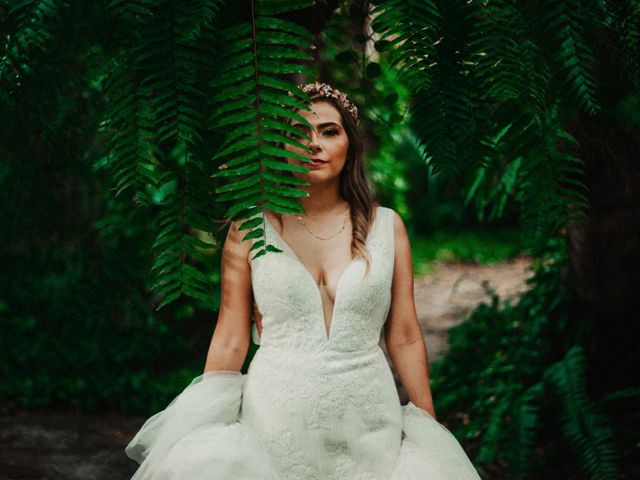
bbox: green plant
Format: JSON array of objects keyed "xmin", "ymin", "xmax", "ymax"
[
  {"xmin": 208, "ymin": 1, "xmax": 317, "ymax": 259},
  {"xmin": 369, "ymin": 0, "xmax": 624, "ymax": 250},
  {"xmin": 430, "ymin": 238, "xmax": 634, "ymax": 479},
  {"xmin": 410, "ymin": 227, "xmax": 526, "ymax": 274}
]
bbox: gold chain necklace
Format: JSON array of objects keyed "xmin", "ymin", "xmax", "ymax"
[{"xmin": 296, "ymin": 201, "xmax": 350, "ymax": 240}]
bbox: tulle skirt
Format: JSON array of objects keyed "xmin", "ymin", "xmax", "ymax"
[{"xmin": 125, "ymin": 370, "xmax": 480, "ymax": 479}]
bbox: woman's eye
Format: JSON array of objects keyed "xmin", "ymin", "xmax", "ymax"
[{"xmin": 324, "ymin": 129, "xmax": 338, "ymax": 136}]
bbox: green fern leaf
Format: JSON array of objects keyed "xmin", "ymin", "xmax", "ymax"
[
  {"xmin": 509, "ymin": 383, "xmax": 544, "ymax": 480},
  {"xmin": 541, "ymin": 0, "xmax": 600, "ymax": 114},
  {"xmin": 544, "ymin": 346, "xmax": 619, "ymax": 479}
]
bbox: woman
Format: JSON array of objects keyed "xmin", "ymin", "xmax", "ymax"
[{"xmin": 125, "ymin": 82, "xmax": 481, "ymax": 479}]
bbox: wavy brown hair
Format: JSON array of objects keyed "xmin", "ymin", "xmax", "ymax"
[{"xmin": 324, "ymin": 96, "xmax": 377, "ymax": 274}]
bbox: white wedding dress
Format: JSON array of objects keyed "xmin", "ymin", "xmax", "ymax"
[{"xmin": 125, "ymin": 206, "xmax": 481, "ymax": 479}]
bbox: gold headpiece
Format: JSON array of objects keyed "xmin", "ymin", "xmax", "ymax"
[{"xmin": 297, "ymin": 81, "xmax": 360, "ymax": 126}]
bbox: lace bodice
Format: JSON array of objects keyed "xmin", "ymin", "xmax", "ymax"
[{"xmin": 249, "ymin": 205, "xmax": 394, "ymax": 353}]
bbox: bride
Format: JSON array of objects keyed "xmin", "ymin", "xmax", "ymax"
[{"xmin": 125, "ymin": 82, "xmax": 481, "ymax": 479}]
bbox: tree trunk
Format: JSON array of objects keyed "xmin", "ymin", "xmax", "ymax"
[{"xmin": 566, "ymin": 107, "xmax": 640, "ymax": 395}]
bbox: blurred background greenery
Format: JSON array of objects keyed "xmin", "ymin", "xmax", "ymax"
[{"xmin": 2, "ymin": 1, "xmax": 639, "ymax": 478}]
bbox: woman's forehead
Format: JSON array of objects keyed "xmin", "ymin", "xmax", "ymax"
[{"xmin": 298, "ymin": 100, "xmax": 343, "ymax": 126}]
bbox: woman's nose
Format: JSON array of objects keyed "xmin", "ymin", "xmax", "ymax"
[{"xmin": 307, "ymin": 131, "xmax": 321, "ymax": 151}]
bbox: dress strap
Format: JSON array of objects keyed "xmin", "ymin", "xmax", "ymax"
[
  {"xmin": 385, "ymin": 207, "xmax": 395, "ymax": 253},
  {"xmin": 377, "ymin": 207, "xmax": 396, "ymax": 322},
  {"xmin": 378, "ymin": 206, "xmax": 396, "ymax": 272}
]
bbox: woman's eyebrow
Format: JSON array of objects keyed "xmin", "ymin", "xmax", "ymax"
[{"xmin": 291, "ymin": 122, "xmax": 341, "ymax": 129}]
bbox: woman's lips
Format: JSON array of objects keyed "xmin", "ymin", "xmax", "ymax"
[{"xmin": 307, "ymin": 159, "xmax": 327, "ymax": 168}]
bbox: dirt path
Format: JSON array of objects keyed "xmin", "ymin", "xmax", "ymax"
[
  {"xmin": 0, "ymin": 257, "xmax": 534, "ymax": 479},
  {"xmin": 416, "ymin": 256, "xmax": 534, "ymax": 362}
]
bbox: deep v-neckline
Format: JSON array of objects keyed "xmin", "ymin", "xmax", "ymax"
[{"xmin": 263, "ymin": 206, "xmax": 380, "ymax": 342}]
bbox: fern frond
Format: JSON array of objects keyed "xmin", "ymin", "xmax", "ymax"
[
  {"xmin": 103, "ymin": 0, "xmax": 154, "ymax": 26},
  {"xmin": 371, "ymin": 0, "xmax": 440, "ymax": 88},
  {"xmin": 102, "ymin": 54, "xmax": 162, "ymax": 198},
  {"xmin": 464, "ymin": 120, "xmax": 522, "ymax": 222},
  {"xmin": 598, "ymin": 386, "xmax": 640, "ymax": 405},
  {"xmin": 135, "ymin": 1, "xmax": 214, "ymax": 148},
  {"xmin": 101, "ymin": 0, "xmax": 226, "ymax": 307},
  {"xmin": 544, "ymin": 346, "xmax": 619, "ymax": 480},
  {"xmin": 475, "ymin": 394, "xmax": 512, "ymax": 464},
  {"xmin": 509, "ymin": 382, "xmax": 544, "ymax": 480},
  {"xmin": 468, "ymin": 0, "xmax": 550, "ymax": 113},
  {"xmin": 541, "ymin": 0, "xmax": 601, "ymax": 114},
  {"xmin": 0, "ymin": 0, "xmax": 67, "ymax": 85},
  {"xmin": 604, "ymin": 0, "xmax": 640, "ymax": 88},
  {"xmin": 462, "ymin": 94, "xmax": 590, "ymax": 245},
  {"xmin": 148, "ymin": 152, "xmax": 217, "ymax": 309},
  {"xmin": 468, "ymin": 0, "xmax": 525, "ymax": 103},
  {"xmin": 209, "ymin": 0, "xmax": 315, "ymax": 260},
  {"xmin": 372, "ymin": 0, "xmax": 488, "ymax": 176}
]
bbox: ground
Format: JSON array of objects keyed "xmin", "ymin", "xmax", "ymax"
[{"xmin": 0, "ymin": 256, "xmax": 533, "ymax": 480}]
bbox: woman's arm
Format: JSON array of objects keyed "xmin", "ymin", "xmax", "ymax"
[
  {"xmin": 203, "ymin": 219, "xmax": 253, "ymax": 373},
  {"xmin": 384, "ymin": 210, "xmax": 436, "ymax": 418}
]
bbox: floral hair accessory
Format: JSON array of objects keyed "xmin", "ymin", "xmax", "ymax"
[{"xmin": 297, "ymin": 81, "xmax": 360, "ymax": 126}]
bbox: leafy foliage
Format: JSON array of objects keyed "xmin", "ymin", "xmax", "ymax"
[
  {"xmin": 0, "ymin": 0, "xmax": 68, "ymax": 86},
  {"xmin": 99, "ymin": 0, "xmax": 318, "ymax": 306},
  {"xmin": 6, "ymin": 0, "xmax": 633, "ymax": 306},
  {"xmin": 0, "ymin": 98, "xmax": 223, "ymax": 414},
  {"xmin": 544, "ymin": 346, "xmax": 619, "ymax": 479},
  {"xmin": 431, "ymin": 239, "xmax": 627, "ymax": 479},
  {"xmin": 98, "ymin": 0, "xmax": 228, "ymax": 308},
  {"xmin": 367, "ymin": 0, "xmax": 640, "ymax": 249},
  {"xmin": 2, "ymin": 0, "xmax": 322, "ymax": 310},
  {"xmin": 373, "ymin": 0, "xmax": 477, "ymax": 178},
  {"xmin": 410, "ymin": 227, "xmax": 526, "ymax": 275},
  {"xmin": 209, "ymin": 1, "xmax": 318, "ymax": 260}
]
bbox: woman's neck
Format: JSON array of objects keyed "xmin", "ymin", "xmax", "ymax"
[{"xmin": 297, "ymin": 181, "xmax": 345, "ymax": 216}]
